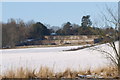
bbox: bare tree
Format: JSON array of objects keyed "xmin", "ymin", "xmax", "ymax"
[{"xmin": 93, "ymin": 5, "xmax": 120, "ymax": 77}]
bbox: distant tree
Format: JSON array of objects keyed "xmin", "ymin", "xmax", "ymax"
[
  {"xmin": 79, "ymin": 15, "xmax": 96, "ymax": 35},
  {"xmin": 2, "ymin": 20, "xmax": 51, "ymax": 48},
  {"xmin": 78, "ymin": 26, "xmax": 92, "ymax": 35},
  {"xmin": 56, "ymin": 29, "xmax": 64, "ymax": 35},
  {"xmin": 63, "ymin": 22, "xmax": 72, "ymax": 35},
  {"xmin": 81, "ymin": 15, "xmax": 92, "ymax": 28},
  {"xmin": 2, "ymin": 19, "xmax": 19, "ymax": 48},
  {"xmin": 71, "ymin": 24, "xmax": 80, "ymax": 35},
  {"xmin": 2, "ymin": 23, "xmax": 9, "ymax": 48},
  {"xmin": 17, "ymin": 19, "xmax": 28, "ymax": 43},
  {"xmin": 50, "ymin": 26, "xmax": 60, "ymax": 32},
  {"xmin": 26, "ymin": 20, "xmax": 35, "ymax": 38},
  {"xmin": 29, "ymin": 22, "xmax": 50, "ymax": 39},
  {"xmin": 105, "ymin": 27, "xmax": 116, "ymax": 37}
]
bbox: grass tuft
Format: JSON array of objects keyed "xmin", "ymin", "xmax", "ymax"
[{"xmin": 1, "ymin": 66, "xmax": 119, "ymax": 78}]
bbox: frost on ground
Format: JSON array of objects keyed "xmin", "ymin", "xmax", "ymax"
[{"xmin": 1, "ymin": 42, "xmax": 118, "ymax": 74}]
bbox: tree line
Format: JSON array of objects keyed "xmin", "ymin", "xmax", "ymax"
[{"xmin": 2, "ymin": 16, "xmax": 116, "ymax": 48}]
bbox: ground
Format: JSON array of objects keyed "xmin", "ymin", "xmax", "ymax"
[{"xmin": 1, "ymin": 42, "xmax": 118, "ymax": 77}]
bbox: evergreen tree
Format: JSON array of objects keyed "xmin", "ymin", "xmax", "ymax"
[
  {"xmin": 63, "ymin": 22, "xmax": 72, "ymax": 35},
  {"xmin": 29, "ymin": 22, "xmax": 50, "ymax": 39},
  {"xmin": 81, "ymin": 15, "xmax": 92, "ymax": 28}
]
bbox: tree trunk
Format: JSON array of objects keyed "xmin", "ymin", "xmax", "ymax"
[
  {"xmin": 118, "ymin": 49, "xmax": 120, "ymax": 76},
  {"xmin": 118, "ymin": 29, "xmax": 120, "ymax": 77},
  {"xmin": 119, "ymin": 24, "xmax": 120, "ymax": 78},
  {"xmin": 118, "ymin": 31, "xmax": 120, "ymax": 77},
  {"xmin": 118, "ymin": 59, "xmax": 120, "ymax": 77}
]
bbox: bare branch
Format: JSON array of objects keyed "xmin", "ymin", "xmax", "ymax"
[
  {"xmin": 91, "ymin": 46, "xmax": 118, "ymax": 66},
  {"xmin": 109, "ymin": 42, "xmax": 119, "ymax": 60},
  {"xmin": 106, "ymin": 6, "xmax": 118, "ymax": 22}
]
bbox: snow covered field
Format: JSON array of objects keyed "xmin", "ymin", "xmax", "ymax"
[{"xmin": 1, "ymin": 42, "xmax": 118, "ymax": 74}]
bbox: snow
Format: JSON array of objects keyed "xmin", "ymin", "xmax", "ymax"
[{"xmin": 1, "ymin": 42, "xmax": 118, "ymax": 74}]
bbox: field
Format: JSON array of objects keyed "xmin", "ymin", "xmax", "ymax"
[{"xmin": 1, "ymin": 42, "xmax": 119, "ymax": 78}]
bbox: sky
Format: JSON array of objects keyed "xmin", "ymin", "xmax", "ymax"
[{"xmin": 2, "ymin": 2, "xmax": 118, "ymax": 27}]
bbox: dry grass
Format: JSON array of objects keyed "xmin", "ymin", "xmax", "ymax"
[
  {"xmin": 91, "ymin": 66, "xmax": 118, "ymax": 78},
  {"xmin": 0, "ymin": 75, "xmax": 2, "ymax": 79},
  {"xmin": 3, "ymin": 67, "xmax": 36, "ymax": 78},
  {"xmin": 36, "ymin": 66, "xmax": 55, "ymax": 78},
  {"xmin": 2, "ymin": 66, "xmax": 119, "ymax": 78}
]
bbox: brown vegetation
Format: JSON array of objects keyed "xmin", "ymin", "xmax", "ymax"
[{"xmin": 1, "ymin": 66, "xmax": 119, "ymax": 79}]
